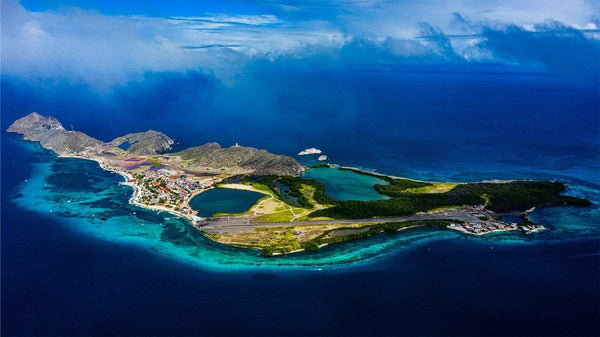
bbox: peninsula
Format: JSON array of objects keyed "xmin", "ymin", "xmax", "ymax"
[{"xmin": 8, "ymin": 113, "xmax": 592, "ymax": 256}]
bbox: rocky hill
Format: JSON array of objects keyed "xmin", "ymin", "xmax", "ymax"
[
  {"xmin": 8, "ymin": 113, "xmax": 305, "ymax": 176},
  {"xmin": 110, "ymin": 130, "xmax": 174, "ymax": 155},
  {"xmin": 7, "ymin": 112, "xmax": 103, "ymax": 155},
  {"xmin": 174, "ymin": 143, "xmax": 304, "ymax": 176}
]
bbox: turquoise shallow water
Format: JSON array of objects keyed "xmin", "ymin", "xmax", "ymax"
[
  {"xmin": 9, "ymin": 140, "xmax": 454, "ymax": 270},
  {"xmin": 189, "ymin": 188, "xmax": 264, "ymax": 217},
  {"xmin": 302, "ymin": 167, "xmax": 390, "ymax": 201},
  {"xmin": 9, "ymin": 138, "xmax": 600, "ymax": 271}
]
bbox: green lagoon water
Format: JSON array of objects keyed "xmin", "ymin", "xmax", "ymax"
[
  {"xmin": 189, "ymin": 188, "xmax": 264, "ymax": 217},
  {"xmin": 302, "ymin": 167, "xmax": 390, "ymax": 201}
]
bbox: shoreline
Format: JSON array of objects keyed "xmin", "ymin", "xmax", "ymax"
[
  {"xmin": 339, "ymin": 166, "xmax": 437, "ymax": 183},
  {"xmin": 59, "ymin": 153, "xmax": 210, "ymax": 224},
  {"xmin": 338, "ymin": 165, "xmax": 535, "ymax": 185}
]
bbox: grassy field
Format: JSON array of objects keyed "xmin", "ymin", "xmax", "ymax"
[
  {"xmin": 207, "ymin": 226, "xmax": 304, "ymax": 255},
  {"xmin": 253, "ymin": 210, "xmax": 295, "ymax": 222},
  {"xmin": 403, "ymin": 182, "xmax": 459, "ymax": 194},
  {"xmin": 207, "ymin": 220, "xmax": 455, "ymax": 256}
]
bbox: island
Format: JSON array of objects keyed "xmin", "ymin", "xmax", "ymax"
[
  {"xmin": 8, "ymin": 113, "xmax": 592, "ymax": 256},
  {"xmin": 298, "ymin": 148, "xmax": 322, "ymax": 155}
]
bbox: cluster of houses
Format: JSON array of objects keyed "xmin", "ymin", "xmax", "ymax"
[
  {"xmin": 452, "ymin": 218, "xmax": 542, "ymax": 235},
  {"xmin": 457, "ymin": 220, "xmax": 519, "ymax": 234},
  {"xmin": 133, "ymin": 168, "xmax": 206, "ymax": 209}
]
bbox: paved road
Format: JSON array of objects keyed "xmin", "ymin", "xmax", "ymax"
[{"xmin": 200, "ymin": 211, "xmax": 481, "ymax": 234}]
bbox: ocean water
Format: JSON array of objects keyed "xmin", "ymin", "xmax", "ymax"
[{"xmin": 2, "ymin": 69, "xmax": 599, "ymax": 336}]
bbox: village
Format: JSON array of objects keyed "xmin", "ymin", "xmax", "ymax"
[
  {"xmin": 130, "ymin": 167, "xmax": 208, "ymax": 212},
  {"xmin": 450, "ymin": 217, "xmax": 544, "ymax": 235}
]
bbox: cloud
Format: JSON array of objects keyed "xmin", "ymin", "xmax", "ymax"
[
  {"xmin": 0, "ymin": 0, "xmax": 343, "ymax": 87},
  {"xmin": 181, "ymin": 44, "xmax": 246, "ymax": 49},
  {"xmin": 475, "ymin": 20, "xmax": 600, "ymax": 75},
  {"xmin": 169, "ymin": 14, "xmax": 281, "ymax": 26},
  {"xmin": 1, "ymin": 0, "xmax": 599, "ymax": 89}
]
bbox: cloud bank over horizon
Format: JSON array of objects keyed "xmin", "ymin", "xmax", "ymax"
[{"xmin": 2, "ymin": 0, "xmax": 599, "ymax": 88}]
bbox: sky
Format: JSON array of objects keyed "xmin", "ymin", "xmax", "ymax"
[{"xmin": 2, "ymin": 0, "xmax": 599, "ymax": 89}]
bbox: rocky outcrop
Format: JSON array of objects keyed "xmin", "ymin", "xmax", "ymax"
[
  {"xmin": 7, "ymin": 112, "xmax": 65, "ymax": 134},
  {"xmin": 175, "ymin": 143, "xmax": 305, "ymax": 176},
  {"xmin": 298, "ymin": 148, "xmax": 322, "ymax": 155},
  {"xmin": 110, "ymin": 130, "xmax": 174, "ymax": 155},
  {"xmin": 7, "ymin": 112, "xmax": 103, "ymax": 155}
]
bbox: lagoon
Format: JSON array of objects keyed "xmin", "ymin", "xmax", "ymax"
[
  {"xmin": 302, "ymin": 167, "xmax": 390, "ymax": 201},
  {"xmin": 189, "ymin": 188, "xmax": 264, "ymax": 217},
  {"xmin": 117, "ymin": 142, "xmax": 131, "ymax": 150}
]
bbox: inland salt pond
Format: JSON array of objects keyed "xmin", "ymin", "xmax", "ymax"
[
  {"xmin": 188, "ymin": 188, "xmax": 264, "ymax": 217},
  {"xmin": 117, "ymin": 142, "xmax": 132, "ymax": 150},
  {"xmin": 302, "ymin": 167, "xmax": 390, "ymax": 201}
]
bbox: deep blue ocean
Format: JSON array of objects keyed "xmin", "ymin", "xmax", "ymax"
[{"xmin": 2, "ymin": 68, "xmax": 599, "ymax": 336}]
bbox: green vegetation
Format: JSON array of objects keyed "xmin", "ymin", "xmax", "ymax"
[
  {"xmin": 252, "ymin": 227, "xmax": 302, "ymax": 255},
  {"xmin": 310, "ymin": 180, "xmax": 591, "ymax": 219},
  {"xmin": 218, "ymin": 171, "xmax": 590, "ymax": 226},
  {"xmin": 301, "ymin": 241, "xmax": 320, "ymax": 252},
  {"xmin": 147, "ymin": 158, "xmax": 162, "ymax": 167},
  {"xmin": 207, "ymin": 225, "xmax": 304, "ymax": 256},
  {"xmin": 520, "ymin": 214, "xmax": 539, "ymax": 226},
  {"xmin": 235, "ymin": 175, "xmax": 338, "ymax": 209},
  {"xmin": 276, "ymin": 176, "xmax": 338, "ymax": 208},
  {"xmin": 304, "ymin": 220, "xmax": 453, "ymax": 249},
  {"xmin": 253, "ymin": 210, "xmax": 295, "ymax": 222},
  {"xmin": 262, "ymin": 247, "xmax": 275, "ymax": 257},
  {"xmin": 205, "ymin": 171, "xmax": 590, "ymax": 256},
  {"xmin": 210, "ymin": 220, "xmax": 455, "ymax": 256},
  {"xmin": 277, "ymin": 176, "xmax": 338, "ymax": 207},
  {"xmin": 273, "ymin": 176, "xmax": 311, "ymax": 207},
  {"xmin": 375, "ymin": 177, "xmax": 431, "ymax": 191},
  {"xmin": 309, "ymin": 163, "xmax": 332, "ymax": 169}
]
